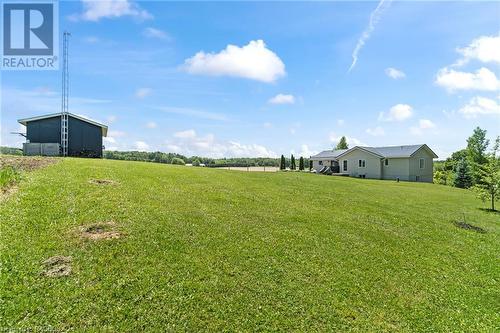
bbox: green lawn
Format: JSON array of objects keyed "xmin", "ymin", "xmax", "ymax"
[{"xmin": 1, "ymin": 158, "xmax": 498, "ymax": 332}]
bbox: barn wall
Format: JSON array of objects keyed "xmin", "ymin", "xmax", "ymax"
[
  {"xmin": 26, "ymin": 116, "xmax": 61, "ymax": 144},
  {"xmin": 68, "ymin": 117, "xmax": 103, "ymax": 157},
  {"xmin": 25, "ymin": 116, "xmax": 103, "ymax": 158}
]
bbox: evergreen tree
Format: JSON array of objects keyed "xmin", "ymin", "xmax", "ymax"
[
  {"xmin": 336, "ymin": 136, "xmax": 348, "ymax": 150},
  {"xmin": 280, "ymin": 155, "xmax": 286, "ymax": 170},
  {"xmin": 299, "ymin": 156, "xmax": 305, "ymax": 171},
  {"xmin": 290, "ymin": 155, "xmax": 296, "ymax": 170},
  {"xmin": 453, "ymin": 158, "xmax": 473, "ymax": 188}
]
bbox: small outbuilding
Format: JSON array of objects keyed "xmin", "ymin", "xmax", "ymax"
[{"xmin": 18, "ymin": 112, "xmax": 108, "ymax": 157}]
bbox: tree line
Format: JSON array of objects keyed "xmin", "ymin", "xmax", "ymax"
[
  {"xmin": 434, "ymin": 127, "xmax": 499, "ymax": 211},
  {"xmin": 103, "ymin": 150, "xmax": 293, "ymax": 168}
]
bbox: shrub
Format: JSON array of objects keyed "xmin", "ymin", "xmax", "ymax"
[
  {"xmin": 0, "ymin": 167, "xmax": 21, "ymax": 191},
  {"xmin": 171, "ymin": 157, "xmax": 186, "ymax": 165},
  {"xmin": 192, "ymin": 159, "xmax": 201, "ymax": 166}
]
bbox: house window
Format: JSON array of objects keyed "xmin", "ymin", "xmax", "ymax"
[
  {"xmin": 419, "ymin": 158, "xmax": 425, "ymax": 169},
  {"xmin": 343, "ymin": 160, "xmax": 347, "ymax": 171},
  {"xmin": 358, "ymin": 159, "xmax": 366, "ymax": 168},
  {"xmin": 319, "ymin": 161, "xmax": 323, "ymax": 166},
  {"xmin": 385, "ymin": 159, "xmax": 389, "ymax": 166}
]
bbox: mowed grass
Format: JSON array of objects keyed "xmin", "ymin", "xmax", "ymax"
[{"xmin": 1, "ymin": 158, "xmax": 498, "ymax": 332}]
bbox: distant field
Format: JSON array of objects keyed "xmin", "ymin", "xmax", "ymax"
[
  {"xmin": 214, "ymin": 166, "xmax": 279, "ymax": 172},
  {"xmin": 1, "ymin": 157, "xmax": 498, "ymax": 331}
]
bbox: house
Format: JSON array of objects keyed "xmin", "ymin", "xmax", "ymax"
[
  {"xmin": 310, "ymin": 144, "xmax": 438, "ymax": 182},
  {"xmin": 18, "ymin": 112, "xmax": 108, "ymax": 157}
]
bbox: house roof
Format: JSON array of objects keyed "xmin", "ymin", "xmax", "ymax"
[
  {"xmin": 18, "ymin": 112, "xmax": 108, "ymax": 137},
  {"xmin": 310, "ymin": 149, "xmax": 348, "ymax": 160},
  {"xmin": 312, "ymin": 144, "xmax": 438, "ymax": 160}
]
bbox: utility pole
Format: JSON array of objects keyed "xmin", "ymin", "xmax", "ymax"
[{"xmin": 61, "ymin": 31, "xmax": 71, "ymax": 156}]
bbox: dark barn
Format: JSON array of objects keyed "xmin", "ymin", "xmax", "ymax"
[{"xmin": 18, "ymin": 113, "xmax": 108, "ymax": 157}]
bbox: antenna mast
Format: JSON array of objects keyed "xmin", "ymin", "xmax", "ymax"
[{"xmin": 61, "ymin": 31, "xmax": 71, "ymax": 156}]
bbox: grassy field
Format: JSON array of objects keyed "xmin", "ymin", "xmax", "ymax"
[{"xmin": 1, "ymin": 157, "xmax": 498, "ymax": 332}]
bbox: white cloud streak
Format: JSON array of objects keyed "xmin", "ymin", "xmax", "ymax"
[
  {"xmin": 143, "ymin": 27, "xmax": 170, "ymax": 40},
  {"xmin": 155, "ymin": 106, "xmax": 227, "ymax": 121},
  {"xmin": 349, "ymin": 0, "xmax": 392, "ymax": 72}
]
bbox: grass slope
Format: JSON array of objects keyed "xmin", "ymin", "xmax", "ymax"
[{"xmin": 1, "ymin": 158, "xmax": 498, "ymax": 331}]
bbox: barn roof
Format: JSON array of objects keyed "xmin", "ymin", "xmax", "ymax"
[{"xmin": 18, "ymin": 112, "xmax": 108, "ymax": 137}]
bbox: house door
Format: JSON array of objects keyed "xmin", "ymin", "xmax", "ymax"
[{"xmin": 342, "ymin": 160, "xmax": 348, "ymax": 172}]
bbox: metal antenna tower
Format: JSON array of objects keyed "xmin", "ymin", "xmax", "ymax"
[{"xmin": 61, "ymin": 31, "xmax": 71, "ymax": 156}]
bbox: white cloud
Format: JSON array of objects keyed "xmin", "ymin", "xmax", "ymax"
[
  {"xmin": 183, "ymin": 40, "xmax": 286, "ymax": 83},
  {"xmin": 83, "ymin": 36, "xmax": 100, "ymax": 44},
  {"xmin": 349, "ymin": 0, "xmax": 392, "ymax": 71},
  {"xmin": 410, "ymin": 119, "xmax": 437, "ymax": 136},
  {"xmin": 295, "ymin": 144, "xmax": 318, "ymax": 157},
  {"xmin": 329, "ymin": 133, "xmax": 365, "ymax": 146},
  {"xmin": 435, "ymin": 67, "xmax": 499, "ymax": 92},
  {"xmin": 104, "ymin": 137, "xmax": 116, "ymax": 144},
  {"xmin": 135, "ymin": 87, "xmax": 153, "ymax": 99},
  {"xmin": 155, "ymin": 106, "xmax": 227, "ymax": 121},
  {"xmin": 337, "ymin": 119, "xmax": 345, "ymax": 126},
  {"xmin": 458, "ymin": 96, "xmax": 500, "ymax": 118},
  {"xmin": 418, "ymin": 119, "xmax": 436, "ymax": 129},
  {"xmin": 365, "ymin": 126, "xmax": 385, "ymax": 136},
  {"xmin": 108, "ymin": 130, "xmax": 126, "ymax": 137},
  {"xmin": 455, "ymin": 34, "xmax": 500, "ymax": 66},
  {"xmin": 166, "ymin": 129, "xmax": 276, "ymax": 158},
  {"xmin": 143, "ymin": 27, "xmax": 170, "ymax": 40},
  {"xmin": 107, "ymin": 115, "xmax": 117, "ymax": 123},
  {"xmin": 385, "ymin": 67, "xmax": 406, "ymax": 79},
  {"xmin": 146, "ymin": 121, "xmax": 157, "ymax": 129},
  {"xmin": 378, "ymin": 104, "xmax": 413, "ymax": 122},
  {"xmin": 268, "ymin": 94, "xmax": 295, "ymax": 105},
  {"xmin": 263, "ymin": 122, "xmax": 273, "ymax": 129},
  {"xmin": 134, "ymin": 141, "xmax": 150, "ymax": 151},
  {"xmin": 174, "ymin": 129, "xmax": 197, "ymax": 139},
  {"xmin": 73, "ymin": 0, "xmax": 152, "ymax": 21}
]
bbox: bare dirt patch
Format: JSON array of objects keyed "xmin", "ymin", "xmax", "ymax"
[
  {"xmin": 41, "ymin": 255, "xmax": 72, "ymax": 277},
  {"xmin": 0, "ymin": 155, "xmax": 59, "ymax": 171},
  {"xmin": 89, "ymin": 179, "xmax": 118, "ymax": 185},
  {"xmin": 79, "ymin": 222, "xmax": 122, "ymax": 240},
  {"xmin": 454, "ymin": 221, "xmax": 486, "ymax": 233}
]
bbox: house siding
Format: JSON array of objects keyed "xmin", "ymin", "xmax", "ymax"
[
  {"xmin": 339, "ymin": 149, "xmax": 382, "ymax": 179},
  {"xmin": 312, "ymin": 160, "xmax": 333, "ymax": 171},
  {"xmin": 409, "ymin": 148, "xmax": 434, "ymax": 182},
  {"xmin": 382, "ymin": 158, "xmax": 410, "ymax": 181}
]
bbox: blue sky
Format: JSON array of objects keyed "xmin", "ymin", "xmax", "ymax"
[{"xmin": 1, "ymin": 0, "xmax": 499, "ymax": 158}]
